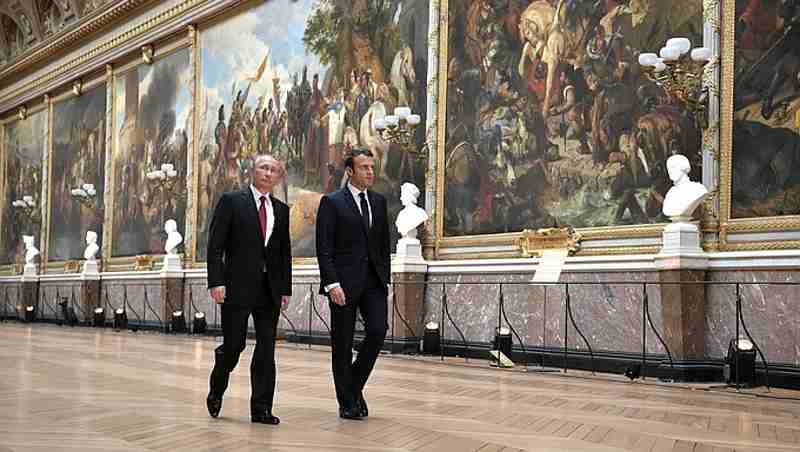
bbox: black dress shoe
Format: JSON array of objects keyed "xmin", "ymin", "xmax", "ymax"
[
  {"xmin": 251, "ymin": 413, "xmax": 280, "ymax": 425},
  {"xmin": 338, "ymin": 406, "xmax": 363, "ymax": 420},
  {"xmin": 356, "ymin": 394, "xmax": 368, "ymax": 418},
  {"xmin": 206, "ymin": 394, "xmax": 222, "ymax": 418}
]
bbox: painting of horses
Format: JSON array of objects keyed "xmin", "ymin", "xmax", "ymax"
[
  {"xmin": 1, "ymin": 110, "xmax": 46, "ymax": 266},
  {"xmin": 195, "ymin": 0, "xmax": 429, "ymax": 260},
  {"xmin": 731, "ymin": 0, "xmax": 800, "ymax": 218},
  {"xmin": 443, "ymin": 0, "xmax": 702, "ymax": 236},
  {"xmin": 48, "ymin": 85, "xmax": 106, "ymax": 262},
  {"xmin": 111, "ymin": 49, "xmax": 191, "ymax": 257}
]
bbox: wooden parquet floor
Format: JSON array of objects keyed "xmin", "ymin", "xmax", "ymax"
[{"xmin": 1, "ymin": 324, "xmax": 800, "ymax": 451}]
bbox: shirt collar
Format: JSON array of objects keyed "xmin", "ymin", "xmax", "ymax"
[
  {"xmin": 250, "ymin": 184, "xmax": 272, "ymax": 205},
  {"xmin": 348, "ymin": 182, "xmax": 367, "ymax": 199}
]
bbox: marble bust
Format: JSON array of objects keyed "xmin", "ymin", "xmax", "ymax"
[
  {"xmin": 84, "ymin": 230, "xmax": 99, "ymax": 261},
  {"xmin": 164, "ymin": 219, "xmax": 183, "ymax": 255},
  {"xmin": 395, "ymin": 183, "xmax": 428, "ymax": 240},
  {"xmin": 662, "ymin": 154, "xmax": 708, "ymax": 220},
  {"xmin": 23, "ymin": 235, "xmax": 39, "ymax": 264}
]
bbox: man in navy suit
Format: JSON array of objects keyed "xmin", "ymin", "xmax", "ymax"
[
  {"xmin": 315, "ymin": 148, "xmax": 391, "ymax": 420},
  {"xmin": 206, "ymin": 154, "xmax": 292, "ymax": 425}
]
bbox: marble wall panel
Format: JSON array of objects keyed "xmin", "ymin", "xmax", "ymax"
[
  {"xmin": 100, "ymin": 281, "xmax": 162, "ymax": 327},
  {"xmin": 707, "ymin": 271, "xmax": 800, "ymax": 365}
]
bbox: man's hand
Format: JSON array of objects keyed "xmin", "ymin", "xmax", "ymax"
[
  {"xmin": 329, "ymin": 287, "xmax": 346, "ymax": 306},
  {"xmin": 281, "ymin": 295, "xmax": 290, "ymax": 311},
  {"xmin": 209, "ymin": 286, "xmax": 225, "ymax": 304}
]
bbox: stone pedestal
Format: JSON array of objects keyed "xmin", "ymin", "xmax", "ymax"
[
  {"xmin": 80, "ymin": 271, "xmax": 101, "ymax": 323},
  {"xmin": 390, "ymin": 244, "xmax": 427, "ymax": 352},
  {"xmin": 20, "ymin": 274, "xmax": 39, "ymax": 321},
  {"xmin": 655, "ymin": 221, "xmax": 713, "ymax": 381},
  {"xmin": 161, "ymin": 268, "xmax": 184, "ymax": 331}
]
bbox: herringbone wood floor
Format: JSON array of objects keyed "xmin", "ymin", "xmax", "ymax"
[{"xmin": 1, "ymin": 323, "xmax": 799, "ymax": 451}]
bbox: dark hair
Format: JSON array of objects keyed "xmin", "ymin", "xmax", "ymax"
[{"xmin": 344, "ymin": 148, "xmax": 373, "ymax": 169}]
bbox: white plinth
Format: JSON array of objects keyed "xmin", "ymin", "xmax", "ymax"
[
  {"xmin": 23, "ymin": 263, "xmax": 37, "ymax": 276},
  {"xmin": 162, "ymin": 254, "xmax": 183, "ymax": 272},
  {"xmin": 82, "ymin": 260, "xmax": 99, "ymax": 275},
  {"xmin": 396, "ymin": 237, "xmax": 422, "ymax": 258},
  {"xmin": 656, "ymin": 221, "xmax": 708, "ymax": 270},
  {"xmin": 392, "ymin": 238, "xmax": 427, "ymax": 273},
  {"xmin": 660, "ymin": 221, "xmax": 703, "ymax": 254}
]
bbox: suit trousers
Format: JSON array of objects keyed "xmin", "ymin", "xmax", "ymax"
[
  {"xmin": 209, "ymin": 276, "xmax": 280, "ymax": 414},
  {"xmin": 329, "ymin": 266, "xmax": 388, "ymax": 409}
]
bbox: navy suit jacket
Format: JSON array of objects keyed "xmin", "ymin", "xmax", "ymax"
[
  {"xmin": 315, "ymin": 188, "xmax": 391, "ymax": 299},
  {"xmin": 207, "ymin": 189, "xmax": 292, "ymax": 306}
]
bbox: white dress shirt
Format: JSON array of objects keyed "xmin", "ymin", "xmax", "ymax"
[{"xmin": 251, "ymin": 184, "xmax": 275, "ymax": 246}]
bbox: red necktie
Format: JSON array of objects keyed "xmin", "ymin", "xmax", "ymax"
[{"xmin": 259, "ymin": 195, "xmax": 268, "ymax": 239}]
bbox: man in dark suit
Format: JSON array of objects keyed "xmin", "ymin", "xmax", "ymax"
[
  {"xmin": 316, "ymin": 148, "xmax": 391, "ymax": 420},
  {"xmin": 206, "ymin": 154, "xmax": 292, "ymax": 425}
]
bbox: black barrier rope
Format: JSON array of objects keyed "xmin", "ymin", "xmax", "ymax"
[
  {"xmin": 142, "ymin": 287, "xmax": 163, "ymax": 330},
  {"xmin": 41, "ymin": 287, "xmax": 59, "ymax": 323},
  {"xmin": 735, "ymin": 283, "xmax": 770, "ymax": 390},
  {"xmin": 123, "ymin": 285, "xmax": 142, "ymax": 331},
  {"xmin": 69, "ymin": 286, "xmax": 87, "ymax": 323},
  {"xmin": 391, "ymin": 283, "xmax": 416, "ymax": 340},
  {"xmin": 441, "ymin": 283, "xmax": 469, "ymax": 362},
  {"xmin": 309, "ymin": 284, "xmax": 331, "ymax": 336},
  {"xmin": 643, "ymin": 283, "xmax": 673, "ymax": 368},
  {"xmin": 565, "ymin": 283, "xmax": 595, "ymax": 375},
  {"xmin": 2, "ymin": 285, "xmax": 9, "ymax": 320},
  {"xmin": 498, "ymin": 284, "xmax": 532, "ymax": 367}
]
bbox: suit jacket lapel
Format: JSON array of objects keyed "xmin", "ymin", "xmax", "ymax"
[
  {"xmin": 341, "ymin": 188, "xmax": 368, "ymax": 235},
  {"xmin": 241, "ymin": 189, "xmax": 264, "ymax": 243}
]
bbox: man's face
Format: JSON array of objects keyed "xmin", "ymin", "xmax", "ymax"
[
  {"xmin": 348, "ymin": 154, "xmax": 375, "ymax": 190},
  {"xmin": 252, "ymin": 156, "xmax": 283, "ymax": 193}
]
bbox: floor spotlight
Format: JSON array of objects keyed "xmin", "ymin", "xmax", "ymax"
[
  {"xmin": 93, "ymin": 307, "xmax": 105, "ymax": 327},
  {"xmin": 113, "ymin": 308, "xmax": 128, "ymax": 330},
  {"xmin": 423, "ymin": 321, "xmax": 440, "ymax": 354},
  {"xmin": 493, "ymin": 326, "xmax": 513, "ymax": 359},
  {"xmin": 24, "ymin": 305, "xmax": 35, "ymax": 323},
  {"xmin": 171, "ymin": 310, "xmax": 187, "ymax": 333},
  {"xmin": 193, "ymin": 311, "xmax": 207, "ymax": 334},
  {"xmin": 726, "ymin": 337, "xmax": 756, "ymax": 386},
  {"xmin": 624, "ymin": 363, "xmax": 642, "ymax": 381}
]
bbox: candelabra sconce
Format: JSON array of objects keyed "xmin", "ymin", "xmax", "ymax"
[
  {"xmin": 146, "ymin": 163, "xmax": 184, "ymax": 227},
  {"xmin": 373, "ymin": 107, "xmax": 423, "ymax": 160},
  {"xmin": 11, "ymin": 195, "xmax": 39, "ymax": 232},
  {"xmin": 146, "ymin": 163, "xmax": 180, "ymax": 194},
  {"xmin": 70, "ymin": 183, "xmax": 97, "ymax": 208},
  {"xmin": 638, "ymin": 37, "xmax": 713, "ymax": 129}
]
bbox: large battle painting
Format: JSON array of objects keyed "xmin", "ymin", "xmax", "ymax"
[
  {"xmin": 195, "ymin": 0, "xmax": 429, "ymax": 260},
  {"xmin": 732, "ymin": 0, "xmax": 800, "ymax": 218},
  {"xmin": 112, "ymin": 49, "xmax": 191, "ymax": 256},
  {"xmin": 1, "ymin": 111, "xmax": 46, "ymax": 265},
  {"xmin": 48, "ymin": 85, "xmax": 106, "ymax": 262},
  {"xmin": 443, "ymin": 0, "xmax": 702, "ymax": 236}
]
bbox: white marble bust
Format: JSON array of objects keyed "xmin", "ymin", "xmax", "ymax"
[
  {"xmin": 84, "ymin": 230, "xmax": 99, "ymax": 261},
  {"xmin": 164, "ymin": 219, "xmax": 183, "ymax": 255},
  {"xmin": 662, "ymin": 154, "xmax": 708, "ymax": 220},
  {"xmin": 395, "ymin": 183, "xmax": 428, "ymax": 240},
  {"xmin": 23, "ymin": 235, "xmax": 39, "ymax": 264}
]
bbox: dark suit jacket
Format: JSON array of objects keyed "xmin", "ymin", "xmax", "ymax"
[
  {"xmin": 207, "ymin": 188, "xmax": 292, "ymax": 306},
  {"xmin": 316, "ymin": 188, "xmax": 391, "ymax": 299}
]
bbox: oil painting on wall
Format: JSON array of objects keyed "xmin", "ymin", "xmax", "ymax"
[
  {"xmin": 732, "ymin": 0, "xmax": 800, "ymax": 218},
  {"xmin": 112, "ymin": 49, "xmax": 191, "ymax": 256},
  {"xmin": 48, "ymin": 85, "xmax": 106, "ymax": 262},
  {"xmin": 443, "ymin": 0, "xmax": 703, "ymax": 236},
  {"xmin": 1, "ymin": 111, "xmax": 46, "ymax": 265},
  {"xmin": 195, "ymin": 0, "xmax": 429, "ymax": 260}
]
